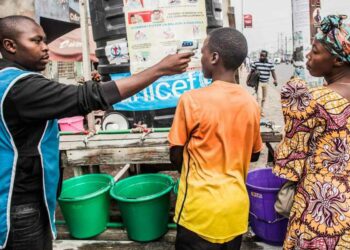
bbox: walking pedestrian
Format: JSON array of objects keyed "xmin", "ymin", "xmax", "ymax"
[{"xmin": 248, "ymin": 50, "xmax": 278, "ymax": 116}]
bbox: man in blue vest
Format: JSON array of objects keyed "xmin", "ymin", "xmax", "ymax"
[{"xmin": 0, "ymin": 15, "xmax": 192, "ymax": 250}]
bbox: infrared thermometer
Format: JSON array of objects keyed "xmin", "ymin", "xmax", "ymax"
[{"xmin": 177, "ymin": 40, "xmax": 198, "ymax": 54}]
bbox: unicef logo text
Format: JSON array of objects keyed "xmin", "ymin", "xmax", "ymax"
[{"xmin": 112, "ymin": 71, "xmax": 211, "ymax": 111}]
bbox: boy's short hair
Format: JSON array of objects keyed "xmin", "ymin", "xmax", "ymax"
[{"xmin": 208, "ymin": 28, "xmax": 247, "ymax": 70}]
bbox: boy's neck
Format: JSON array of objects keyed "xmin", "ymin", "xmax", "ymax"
[{"xmin": 211, "ymin": 68, "xmax": 237, "ymax": 84}]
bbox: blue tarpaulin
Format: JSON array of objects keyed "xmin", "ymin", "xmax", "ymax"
[{"xmin": 112, "ymin": 71, "xmax": 210, "ymax": 111}]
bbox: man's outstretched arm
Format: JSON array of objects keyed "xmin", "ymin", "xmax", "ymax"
[{"xmin": 116, "ymin": 52, "xmax": 193, "ymax": 100}]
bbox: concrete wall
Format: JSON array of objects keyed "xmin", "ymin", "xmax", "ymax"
[{"xmin": 0, "ymin": 0, "xmax": 35, "ymax": 18}]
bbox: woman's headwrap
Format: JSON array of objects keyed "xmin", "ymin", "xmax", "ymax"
[{"xmin": 315, "ymin": 15, "xmax": 350, "ymax": 64}]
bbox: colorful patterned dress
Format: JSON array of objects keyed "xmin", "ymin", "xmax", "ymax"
[{"xmin": 274, "ymin": 78, "xmax": 350, "ymax": 249}]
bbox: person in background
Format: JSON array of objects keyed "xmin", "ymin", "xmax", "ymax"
[
  {"xmin": 0, "ymin": 15, "xmax": 192, "ymax": 250},
  {"xmin": 273, "ymin": 15, "xmax": 350, "ymax": 249},
  {"xmin": 249, "ymin": 50, "xmax": 278, "ymax": 117},
  {"xmin": 169, "ymin": 27, "xmax": 262, "ymax": 250}
]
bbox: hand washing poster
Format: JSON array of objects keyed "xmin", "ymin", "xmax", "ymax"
[
  {"xmin": 113, "ymin": 0, "xmax": 209, "ymax": 111},
  {"xmin": 124, "ymin": 0, "xmax": 207, "ymax": 73},
  {"xmin": 292, "ymin": 0, "xmax": 323, "ymax": 86}
]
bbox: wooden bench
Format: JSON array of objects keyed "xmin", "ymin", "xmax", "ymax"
[{"xmin": 59, "ymin": 129, "xmax": 282, "ymax": 176}]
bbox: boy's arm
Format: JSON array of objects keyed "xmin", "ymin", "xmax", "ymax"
[
  {"xmin": 251, "ymin": 114, "xmax": 263, "ymax": 162},
  {"xmin": 170, "ymin": 146, "xmax": 184, "ymax": 173},
  {"xmin": 250, "ymin": 152, "xmax": 261, "ymax": 162},
  {"xmin": 168, "ymin": 94, "xmax": 197, "ymax": 173}
]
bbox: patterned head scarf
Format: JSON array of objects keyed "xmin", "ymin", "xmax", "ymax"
[{"xmin": 315, "ymin": 15, "xmax": 350, "ymax": 64}]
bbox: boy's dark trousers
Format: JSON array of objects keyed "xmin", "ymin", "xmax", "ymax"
[
  {"xmin": 175, "ymin": 224, "xmax": 242, "ymax": 250},
  {"xmin": 4, "ymin": 202, "xmax": 52, "ymax": 250}
]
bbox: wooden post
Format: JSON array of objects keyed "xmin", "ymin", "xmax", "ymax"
[
  {"xmin": 79, "ymin": 0, "xmax": 95, "ymax": 132},
  {"xmin": 227, "ymin": 3, "xmax": 240, "ymax": 84}
]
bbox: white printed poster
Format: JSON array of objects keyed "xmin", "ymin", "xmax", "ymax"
[
  {"xmin": 292, "ymin": 0, "xmax": 323, "ymax": 86},
  {"xmin": 123, "ymin": 0, "xmax": 207, "ymax": 73}
]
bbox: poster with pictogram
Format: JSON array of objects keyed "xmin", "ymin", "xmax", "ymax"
[{"xmin": 123, "ymin": 0, "xmax": 207, "ymax": 74}]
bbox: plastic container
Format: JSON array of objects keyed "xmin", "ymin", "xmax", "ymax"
[
  {"xmin": 58, "ymin": 174, "xmax": 114, "ymax": 238},
  {"xmin": 58, "ymin": 116, "xmax": 84, "ymax": 132},
  {"xmin": 110, "ymin": 174, "xmax": 174, "ymax": 242},
  {"xmin": 246, "ymin": 168, "xmax": 288, "ymax": 245}
]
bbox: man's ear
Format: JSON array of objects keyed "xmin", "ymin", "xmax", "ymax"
[
  {"xmin": 211, "ymin": 52, "xmax": 219, "ymax": 65},
  {"xmin": 2, "ymin": 38, "xmax": 17, "ymax": 54}
]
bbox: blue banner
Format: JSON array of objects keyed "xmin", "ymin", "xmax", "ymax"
[{"xmin": 111, "ymin": 71, "xmax": 210, "ymax": 111}]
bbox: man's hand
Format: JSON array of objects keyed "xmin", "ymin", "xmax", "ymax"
[
  {"xmin": 155, "ymin": 52, "xmax": 194, "ymax": 76},
  {"xmin": 273, "ymin": 80, "xmax": 278, "ymax": 86},
  {"xmin": 91, "ymin": 70, "xmax": 101, "ymax": 82}
]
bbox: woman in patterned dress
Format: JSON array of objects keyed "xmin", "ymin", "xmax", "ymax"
[{"xmin": 274, "ymin": 15, "xmax": 350, "ymax": 249}]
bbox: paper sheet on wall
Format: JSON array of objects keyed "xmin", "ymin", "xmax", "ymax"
[
  {"xmin": 123, "ymin": 0, "xmax": 207, "ymax": 74},
  {"xmin": 292, "ymin": 0, "xmax": 323, "ymax": 86}
]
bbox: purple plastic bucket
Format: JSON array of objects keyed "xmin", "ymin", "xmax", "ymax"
[{"xmin": 246, "ymin": 168, "xmax": 288, "ymax": 245}]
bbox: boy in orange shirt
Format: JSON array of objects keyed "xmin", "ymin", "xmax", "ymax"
[{"xmin": 169, "ymin": 27, "xmax": 263, "ymax": 249}]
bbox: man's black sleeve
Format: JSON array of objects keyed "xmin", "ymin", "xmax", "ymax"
[{"xmin": 8, "ymin": 74, "xmax": 121, "ymax": 122}]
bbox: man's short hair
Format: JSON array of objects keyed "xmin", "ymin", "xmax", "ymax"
[
  {"xmin": 208, "ymin": 28, "xmax": 247, "ymax": 70},
  {"xmin": 261, "ymin": 50, "xmax": 268, "ymax": 56},
  {"xmin": 0, "ymin": 15, "xmax": 38, "ymax": 49}
]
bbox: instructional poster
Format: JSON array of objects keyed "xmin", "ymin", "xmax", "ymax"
[
  {"xmin": 309, "ymin": 0, "xmax": 321, "ymax": 43},
  {"xmin": 123, "ymin": 0, "xmax": 207, "ymax": 73},
  {"xmin": 292, "ymin": 0, "xmax": 322, "ymax": 86}
]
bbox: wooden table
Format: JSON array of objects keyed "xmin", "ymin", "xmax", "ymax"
[{"xmin": 60, "ymin": 130, "xmax": 282, "ymax": 175}]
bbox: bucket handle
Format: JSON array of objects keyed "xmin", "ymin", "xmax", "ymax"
[
  {"xmin": 113, "ymin": 164, "xmax": 131, "ymax": 183},
  {"xmin": 249, "ymin": 211, "xmax": 286, "ymax": 224},
  {"xmin": 60, "ymin": 184, "xmax": 111, "ymax": 201}
]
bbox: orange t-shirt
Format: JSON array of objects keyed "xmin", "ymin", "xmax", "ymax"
[{"xmin": 168, "ymin": 81, "xmax": 263, "ymax": 243}]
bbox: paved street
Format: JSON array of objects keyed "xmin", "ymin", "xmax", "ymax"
[
  {"xmin": 242, "ymin": 63, "xmax": 293, "ymax": 127},
  {"xmin": 242, "ymin": 64, "xmax": 293, "ymax": 169},
  {"xmin": 53, "ymin": 64, "xmax": 294, "ymax": 250}
]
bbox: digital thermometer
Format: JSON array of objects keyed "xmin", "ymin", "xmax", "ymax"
[{"xmin": 177, "ymin": 40, "xmax": 198, "ymax": 53}]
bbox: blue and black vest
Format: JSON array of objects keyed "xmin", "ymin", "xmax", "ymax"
[{"xmin": 0, "ymin": 67, "xmax": 60, "ymax": 249}]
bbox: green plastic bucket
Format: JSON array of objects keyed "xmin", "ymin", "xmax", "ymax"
[
  {"xmin": 110, "ymin": 174, "xmax": 174, "ymax": 242},
  {"xmin": 58, "ymin": 174, "xmax": 113, "ymax": 239}
]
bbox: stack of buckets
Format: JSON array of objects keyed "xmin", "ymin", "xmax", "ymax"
[
  {"xmin": 246, "ymin": 168, "xmax": 289, "ymax": 245},
  {"xmin": 58, "ymin": 173, "xmax": 174, "ymax": 241}
]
